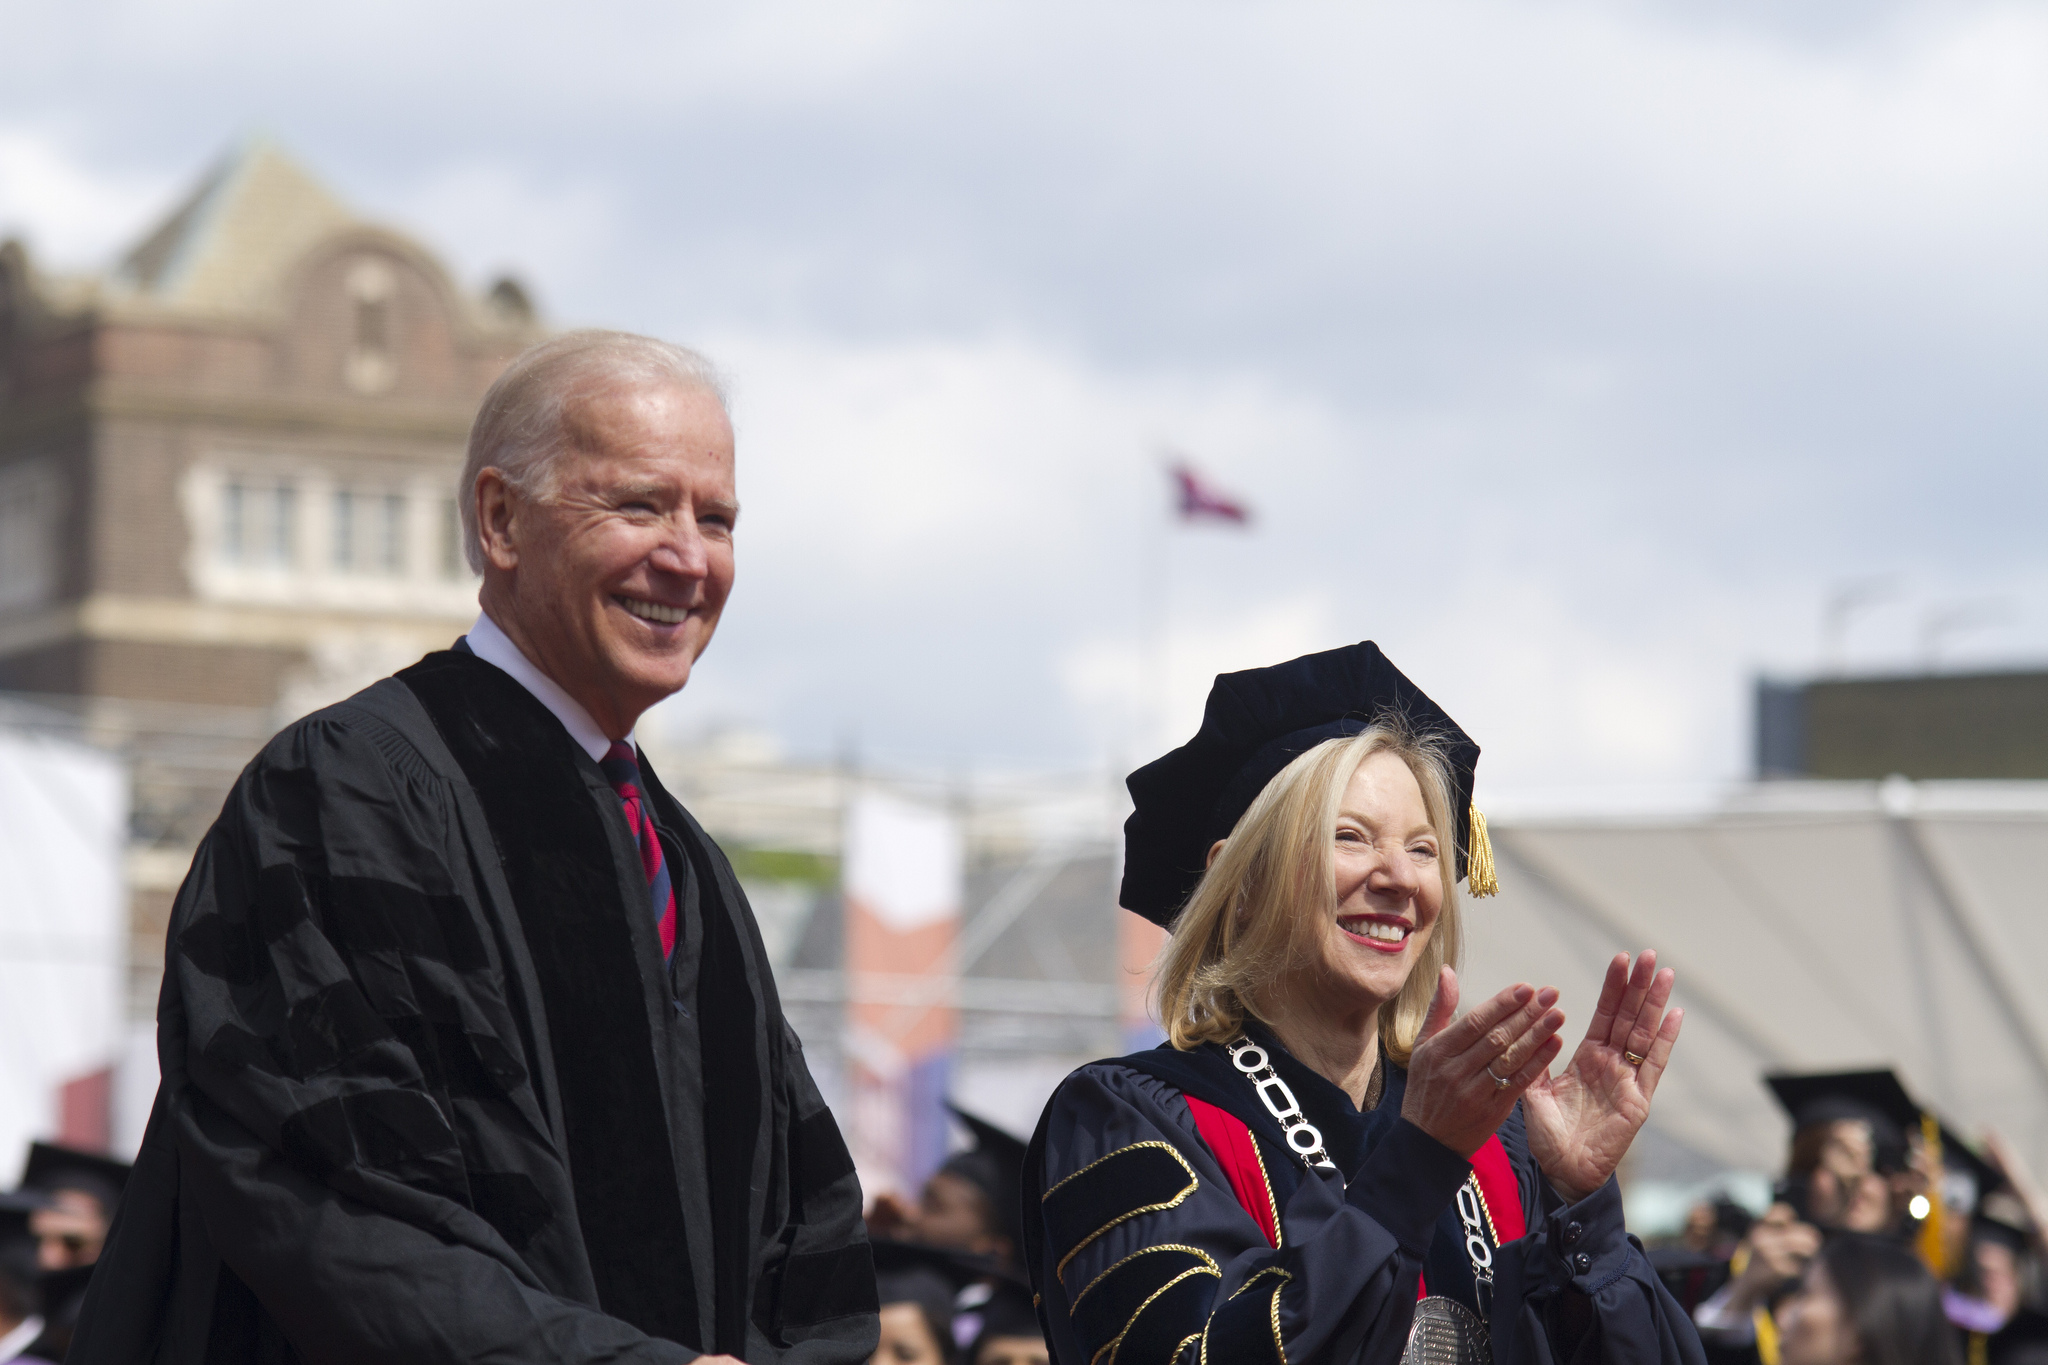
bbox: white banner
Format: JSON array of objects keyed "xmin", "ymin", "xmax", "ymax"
[
  {"xmin": 0, "ymin": 728, "xmax": 127, "ymax": 1177},
  {"xmin": 844, "ymin": 788, "xmax": 963, "ymax": 932}
]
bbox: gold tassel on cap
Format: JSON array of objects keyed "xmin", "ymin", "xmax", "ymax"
[
  {"xmin": 1916, "ymin": 1113, "xmax": 1948, "ymax": 1279},
  {"xmin": 1467, "ymin": 805, "xmax": 1500, "ymax": 898}
]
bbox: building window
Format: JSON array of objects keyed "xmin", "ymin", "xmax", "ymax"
[
  {"xmin": 344, "ymin": 257, "xmax": 398, "ymax": 395},
  {"xmin": 331, "ymin": 489, "xmax": 352, "ymax": 570},
  {"xmin": 333, "ymin": 489, "xmax": 406, "ymax": 576},
  {"xmin": 379, "ymin": 493, "xmax": 405, "ymax": 573},
  {"xmin": 0, "ymin": 459, "xmax": 61, "ymax": 610},
  {"xmin": 439, "ymin": 498, "xmax": 465, "ymax": 579},
  {"xmin": 220, "ymin": 480, "xmax": 295, "ymax": 569}
]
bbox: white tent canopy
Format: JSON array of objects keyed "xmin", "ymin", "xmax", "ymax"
[
  {"xmin": 1461, "ymin": 781, "xmax": 2048, "ymax": 1181},
  {"xmin": 0, "ymin": 726, "xmax": 127, "ymax": 1180}
]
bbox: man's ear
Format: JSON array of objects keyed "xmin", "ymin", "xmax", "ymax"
[
  {"xmin": 1204, "ymin": 839, "xmax": 1226, "ymax": 869},
  {"xmin": 474, "ymin": 468, "xmax": 521, "ymax": 572}
]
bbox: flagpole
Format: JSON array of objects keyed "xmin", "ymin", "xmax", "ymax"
[{"xmin": 1142, "ymin": 453, "xmax": 1171, "ymax": 754}]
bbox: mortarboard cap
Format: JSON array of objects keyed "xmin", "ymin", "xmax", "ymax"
[
  {"xmin": 0, "ymin": 1202, "xmax": 36, "ymax": 1298},
  {"xmin": 1764, "ymin": 1070, "xmax": 1921, "ymax": 1169},
  {"xmin": 1120, "ymin": 641, "xmax": 1492, "ymax": 927},
  {"xmin": 872, "ymin": 1237, "xmax": 992, "ymax": 1360},
  {"xmin": 1976, "ymin": 1189, "xmax": 2035, "ymax": 1252},
  {"xmin": 1935, "ymin": 1125, "xmax": 2001, "ymax": 1217},
  {"xmin": 0, "ymin": 1201, "xmax": 32, "ymax": 1244},
  {"xmin": 21, "ymin": 1146, "xmax": 131, "ymax": 1219},
  {"xmin": 961, "ymin": 1276, "xmax": 1044, "ymax": 1363},
  {"xmin": 21, "ymin": 1143, "xmax": 130, "ymax": 1214},
  {"xmin": 938, "ymin": 1105, "xmax": 1028, "ymax": 1252}
]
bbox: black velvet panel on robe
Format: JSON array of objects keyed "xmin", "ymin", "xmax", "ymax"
[
  {"xmin": 66, "ymin": 652, "xmax": 877, "ymax": 1365},
  {"xmin": 400, "ymin": 652, "xmax": 700, "ymax": 1343}
]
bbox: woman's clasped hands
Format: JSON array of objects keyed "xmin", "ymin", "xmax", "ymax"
[{"xmin": 1401, "ymin": 951, "xmax": 1685, "ymax": 1203}]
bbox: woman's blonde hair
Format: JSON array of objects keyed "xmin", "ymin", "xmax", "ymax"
[{"xmin": 1153, "ymin": 717, "xmax": 1464, "ymax": 1067}]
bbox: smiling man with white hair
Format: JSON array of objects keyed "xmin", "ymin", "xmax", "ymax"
[{"xmin": 70, "ymin": 332, "xmax": 879, "ymax": 1365}]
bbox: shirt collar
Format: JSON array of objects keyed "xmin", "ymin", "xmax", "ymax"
[
  {"xmin": 0, "ymin": 1315, "xmax": 45, "ymax": 1363},
  {"xmin": 462, "ymin": 611, "xmax": 627, "ymax": 763}
]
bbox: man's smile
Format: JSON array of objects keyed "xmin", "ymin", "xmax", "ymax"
[{"xmin": 615, "ymin": 594, "xmax": 690, "ymax": 625}]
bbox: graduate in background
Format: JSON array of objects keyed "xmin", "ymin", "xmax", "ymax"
[
  {"xmin": 14, "ymin": 1144, "xmax": 129, "ymax": 1364},
  {"xmin": 1772, "ymin": 1235, "xmax": 1960, "ymax": 1365},
  {"xmin": 1693, "ymin": 1071, "xmax": 1925, "ymax": 1363},
  {"xmin": 867, "ymin": 1107, "xmax": 1029, "ymax": 1274},
  {"xmin": 871, "ymin": 1240, "xmax": 992, "ymax": 1365},
  {"xmin": 956, "ymin": 1279, "xmax": 1046, "ymax": 1365},
  {"xmin": 1940, "ymin": 1132, "xmax": 2048, "ymax": 1365},
  {"xmin": 0, "ymin": 1202, "xmax": 54, "ymax": 1365}
]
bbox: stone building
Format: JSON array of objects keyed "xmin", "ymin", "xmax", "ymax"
[
  {"xmin": 1756, "ymin": 669, "xmax": 2048, "ymax": 780},
  {"xmin": 0, "ymin": 138, "xmax": 543, "ymax": 1026},
  {"xmin": 0, "ymin": 136, "xmax": 541, "ymax": 709},
  {"xmin": 0, "ymin": 139, "xmax": 1133, "ymax": 1163}
]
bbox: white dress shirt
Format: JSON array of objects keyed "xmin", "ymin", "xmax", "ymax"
[
  {"xmin": 0, "ymin": 1315, "xmax": 46, "ymax": 1364},
  {"xmin": 463, "ymin": 611, "xmax": 629, "ymax": 763}
]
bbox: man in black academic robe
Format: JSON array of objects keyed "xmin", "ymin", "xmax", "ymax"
[{"xmin": 69, "ymin": 333, "xmax": 878, "ymax": 1364}]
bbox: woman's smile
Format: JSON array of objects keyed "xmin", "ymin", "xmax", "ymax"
[{"xmin": 1337, "ymin": 913, "xmax": 1413, "ymax": 953}]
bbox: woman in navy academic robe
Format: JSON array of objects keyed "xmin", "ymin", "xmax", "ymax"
[{"xmin": 1023, "ymin": 642, "xmax": 1708, "ymax": 1365}]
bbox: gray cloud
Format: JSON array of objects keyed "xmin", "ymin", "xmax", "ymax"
[{"xmin": 3, "ymin": 0, "xmax": 2043, "ymax": 792}]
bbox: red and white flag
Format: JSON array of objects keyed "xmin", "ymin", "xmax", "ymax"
[{"xmin": 1169, "ymin": 462, "xmax": 1251, "ymax": 525}]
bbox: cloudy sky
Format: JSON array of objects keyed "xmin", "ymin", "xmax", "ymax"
[{"xmin": 3, "ymin": 0, "xmax": 2043, "ymax": 802}]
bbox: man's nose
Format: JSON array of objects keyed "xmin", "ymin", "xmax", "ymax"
[{"xmin": 649, "ymin": 512, "xmax": 712, "ymax": 579}]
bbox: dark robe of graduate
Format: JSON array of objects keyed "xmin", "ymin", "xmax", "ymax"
[
  {"xmin": 69, "ymin": 649, "xmax": 877, "ymax": 1364},
  {"xmin": 1025, "ymin": 1019, "xmax": 1707, "ymax": 1365}
]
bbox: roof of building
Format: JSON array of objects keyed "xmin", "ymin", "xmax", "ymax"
[
  {"xmin": 110, "ymin": 136, "xmax": 357, "ymax": 317},
  {"xmin": 1458, "ymin": 781, "xmax": 2048, "ymax": 1179}
]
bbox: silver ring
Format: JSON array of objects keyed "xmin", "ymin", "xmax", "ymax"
[{"xmin": 1486, "ymin": 1066, "xmax": 1510, "ymax": 1091}]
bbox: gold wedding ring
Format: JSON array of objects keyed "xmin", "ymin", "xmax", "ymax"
[{"xmin": 1623, "ymin": 1050, "xmax": 1647, "ymax": 1067}]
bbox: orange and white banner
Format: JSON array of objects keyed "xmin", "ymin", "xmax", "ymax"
[{"xmin": 843, "ymin": 788, "xmax": 963, "ymax": 1200}]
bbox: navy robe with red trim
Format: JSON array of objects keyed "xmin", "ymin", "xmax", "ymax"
[
  {"xmin": 68, "ymin": 649, "xmax": 878, "ymax": 1364},
  {"xmin": 1024, "ymin": 1021, "xmax": 1707, "ymax": 1365}
]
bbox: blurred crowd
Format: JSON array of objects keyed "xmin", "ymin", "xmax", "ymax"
[
  {"xmin": 5, "ymin": 1072, "xmax": 2045, "ymax": 1365},
  {"xmin": 1648, "ymin": 1070, "xmax": 2048, "ymax": 1365},
  {"xmin": 861, "ymin": 1108, "xmax": 1047, "ymax": 1365},
  {"xmin": 1, "ymin": 1144, "xmax": 126, "ymax": 1365}
]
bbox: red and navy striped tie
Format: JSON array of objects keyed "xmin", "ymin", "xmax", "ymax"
[{"xmin": 601, "ymin": 741, "xmax": 676, "ymax": 959}]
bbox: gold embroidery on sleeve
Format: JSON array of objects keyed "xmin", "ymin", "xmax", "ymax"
[
  {"xmin": 1043, "ymin": 1139, "xmax": 1198, "ymax": 1198},
  {"xmin": 1091, "ymin": 1266, "xmax": 1222, "ymax": 1365},
  {"xmin": 1048, "ymin": 1141, "xmax": 1201, "ymax": 1283},
  {"xmin": 1211, "ymin": 1266, "xmax": 1292, "ymax": 1365},
  {"xmin": 1071, "ymin": 1245, "xmax": 1220, "ymax": 1316}
]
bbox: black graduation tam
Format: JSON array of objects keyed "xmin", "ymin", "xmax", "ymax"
[
  {"xmin": 21, "ymin": 1143, "xmax": 130, "ymax": 1213},
  {"xmin": 1120, "ymin": 640, "xmax": 1492, "ymax": 926},
  {"xmin": 1765, "ymin": 1070, "xmax": 1921, "ymax": 1166},
  {"xmin": 939, "ymin": 1106, "xmax": 1028, "ymax": 1251},
  {"xmin": 1977, "ymin": 1189, "xmax": 2036, "ymax": 1253},
  {"xmin": 962, "ymin": 1277, "xmax": 1044, "ymax": 1362},
  {"xmin": 872, "ymin": 1238, "xmax": 990, "ymax": 1361},
  {"xmin": 872, "ymin": 1238, "xmax": 991, "ymax": 1292},
  {"xmin": 1938, "ymin": 1125, "xmax": 2002, "ymax": 1216},
  {"xmin": 0, "ymin": 1202, "xmax": 37, "ymax": 1300}
]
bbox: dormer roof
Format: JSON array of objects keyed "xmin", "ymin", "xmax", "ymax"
[{"xmin": 111, "ymin": 136, "xmax": 356, "ymax": 317}]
